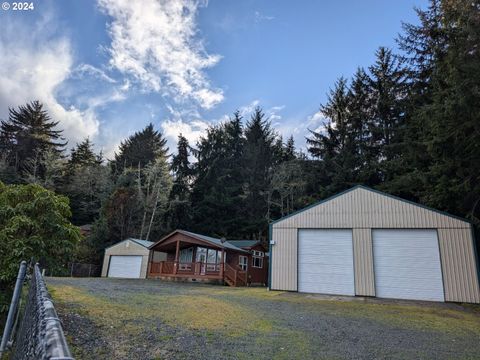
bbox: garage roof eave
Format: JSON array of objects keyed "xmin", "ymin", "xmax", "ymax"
[
  {"xmin": 270, "ymin": 185, "xmax": 472, "ymax": 226},
  {"xmin": 103, "ymin": 238, "xmax": 153, "ymax": 252}
]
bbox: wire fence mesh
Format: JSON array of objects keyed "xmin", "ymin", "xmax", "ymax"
[
  {"xmin": 68, "ymin": 262, "xmax": 101, "ymax": 277},
  {"xmin": 9, "ymin": 263, "xmax": 74, "ymax": 360}
]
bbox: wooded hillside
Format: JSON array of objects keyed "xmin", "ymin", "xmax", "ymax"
[{"xmin": 0, "ymin": 0, "xmax": 478, "ymax": 264}]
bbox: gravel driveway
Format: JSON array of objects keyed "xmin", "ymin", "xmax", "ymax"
[{"xmin": 47, "ymin": 277, "xmax": 480, "ymax": 360}]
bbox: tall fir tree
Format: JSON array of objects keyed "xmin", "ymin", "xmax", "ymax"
[
  {"xmin": 165, "ymin": 134, "xmax": 193, "ymax": 231},
  {"xmin": 0, "ymin": 101, "xmax": 66, "ymax": 178},
  {"xmin": 112, "ymin": 123, "xmax": 168, "ymax": 175},
  {"xmin": 368, "ymin": 47, "xmax": 408, "ymax": 175},
  {"xmin": 242, "ymin": 107, "xmax": 277, "ymax": 239},
  {"xmin": 307, "ymin": 77, "xmax": 361, "ymax": 194},
  {"xmin": 190, "ymin": 113, "xmax": 247, "ymax": 238},
  {"xmin": 64, "ymin": 139, "xmax": 110, "ymax": 225}
]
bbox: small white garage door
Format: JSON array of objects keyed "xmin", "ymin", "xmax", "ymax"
[
  {"xmin": 108, "ymin": 255, "xmax": 143, "ymax": 278},
  {"xmin": 373, "ymin": 229, "xmax": 444, "ymax": 301},
  {"xmin": 298, "ymin": 229, "xmax": 355, "ymax": 295}
]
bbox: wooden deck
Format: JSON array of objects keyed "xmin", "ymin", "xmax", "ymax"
[{"xmin": 148, "ymin": 261, "xmax": 247, "ymax": 286}]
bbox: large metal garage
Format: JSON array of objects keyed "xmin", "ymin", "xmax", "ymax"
[{"xmin": 269, "ymin": 185, "xmax": 480, "ymax": 303}]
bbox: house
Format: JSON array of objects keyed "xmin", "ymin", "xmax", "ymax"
[
  {"xmin": 148, "ymin": 230, "xmax": 269, "ymax": 286},
  {"xmin": 269, "ymin": 185, "xmax": 480, "ymax": 303},
  {"xmin": 101, "ymin": 238, "xmax": 166, "ymax": 279}
]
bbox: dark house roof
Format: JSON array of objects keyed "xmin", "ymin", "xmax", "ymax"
[
  {"xmin": 227, "ymin": 240, "xmax": 261, "ymax": 249},
  {"xmin": 149, "ymin": 230, "xmax": 252, "ymax": 253}
]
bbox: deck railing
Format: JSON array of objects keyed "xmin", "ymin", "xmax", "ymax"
[
  {"xmin": 149, "ymin": 260, "xmax": 247, "ymax": 286},
  {"xmin": 149, "ymin": 261, "xmax": 224, "ymax": 276}
]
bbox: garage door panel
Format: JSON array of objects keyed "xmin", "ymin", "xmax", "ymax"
[
  {"xmin": 374, "ymin": 257, "xmax": 443, "ymax": 267},
  {"xmin": 298, "ymin": 229, "xmax": 354, "ymax": 296},
  {"xmin": 108, "ymin": 255, "xmax": 143, "ymax": 278},
  {"xmin": 299, "ymin": 283, "xmax": 354, "ymax": 295},
  {"xmin": 373, "ymin": 229, "xmax": 444, "ymax": 302},
  {"xmin": 374, "ymin": 287, "xmax": 443, "ymax": 301}
]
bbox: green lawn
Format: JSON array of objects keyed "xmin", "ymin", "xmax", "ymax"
[{"xmin": 47, "ymin": 278, "xmax": 480, "ymax": 360}]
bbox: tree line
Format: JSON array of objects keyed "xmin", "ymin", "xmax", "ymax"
[{"xmin": 0, "ymin": 0, "xmax": 478, "ymax": 266}]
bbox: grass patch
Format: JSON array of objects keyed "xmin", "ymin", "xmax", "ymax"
[
  {"xmin": 49, "ymin": 284, "xmax": 273, "ymax": 336},
  {"xmin": 49, "ymin": 280, "xmax": 480, "ymax": 360}
]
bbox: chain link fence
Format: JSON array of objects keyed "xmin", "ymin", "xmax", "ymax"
[
  {"xmin": 1, "ymin": 262, "xmax": 74, "ymax": 360},
  {"xmin": 68, "ymin": 262, "xmax": 101, "ymax": 277}
]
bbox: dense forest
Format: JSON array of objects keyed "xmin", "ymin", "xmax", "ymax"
[{"xmin": 0, "ymin": 0, "xmax": 479, "ymax": 266}]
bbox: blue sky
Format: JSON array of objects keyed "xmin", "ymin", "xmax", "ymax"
[{"xmin": 0, "ymin": 0, "xmax": 428, "ymax": 157}]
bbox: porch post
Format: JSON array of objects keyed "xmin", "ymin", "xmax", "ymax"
[
  {"xmin": 192, "ymin": 247, "xmax": 198, "ymax": 275},
  {"xmin": 146, "ymin": 249, "xmax": 153, "ymax": 278},
  {"xmin": 220, "ymin": 248, "xmax": 225, "ymax": 279},
  {"xmin": 174, "ymin": 239, "xmax": 180, "ymax": 274}
]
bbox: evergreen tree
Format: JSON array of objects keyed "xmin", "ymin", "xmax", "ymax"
[
  {"xmin": 169, "ymin": 134, "xmax": 192, "ymax": 201},
  {"xmin": 307, "ymin": 77, "xmax": 360, "ymax": 193},
  {"xmin": 284, "ymin": 136, "xmax": 296, "ymax": 161},
  {"xmin": 190, "ymin": 113, "xmax": 247, "ymax": 238},
  {"xmin": 415, "ymin": 0, "xmax": 480, "ymax": 224},
  {"xmin": 165, "ymin": 134, "xmax": 193, "ymax": 231},
  {"xmin": 368, "ymin": 47, "xmax": 408, "ymax": 181},
  {"xmin": 64, "ymin": 139, "xmax": 110, "ymax": 225},
  {"xmin": 0, "ymin": 101, "xmax": 66, "ymax": 177},
  {"xmin": 348, "ymin": 68, "xmax": 379, "ymax": 185},
  {"xmin": 67, "ymin": 138, "xmax": 102, "ymax": 175},
  {"xmin": 242, "ymin": 107, "xmax": 277, "ymax": 239},
  {"xmin": 112, "ymin": 123, "xmax": 168, "ymax": 175}
]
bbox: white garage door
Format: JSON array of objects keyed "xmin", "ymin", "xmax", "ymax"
[
  {"xmin": 373, "ymin": 229, "xmax": 444, "ymax": 301},
  {"xmin": 108, "ymin": 255, "xmax": 143, "ymax": 278},
  {"xmin": 298, "ymin": 229, "xmax": 355, "ymax": 295}
]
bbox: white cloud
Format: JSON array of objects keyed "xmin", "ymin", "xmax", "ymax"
[
  {"xmin": 161, "ymin": 118, "xmax": 210, "ymax": 148},
  {"xmin": 73, "ymin": 64, "xmax": 117, "ymax": 84},
  {"xmin": 306, "ymin": 109, "xmax": 330, "ymax": 133},
  {"xmin": 254, "ymin": 11, "xmax": 275, "ymax": 23},
  {"xmin": 238, "ymin": 99, "xmax": 261, "ymax": 116},
  {"xmin": 98, "ymin": 0, "xmax": 224, "ymax": 109},
  {"xmin": 0, "ymin": 15, "xmax": 100, "ymax": 144}
]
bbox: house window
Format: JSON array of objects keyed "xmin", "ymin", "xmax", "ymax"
[
  {"xmin": 239, "ymin": 255, "xmax": 248, "ymax": 271},
  {"xmin": 252, "ymin": 250, "xmax": 264, "ymax": 268}
]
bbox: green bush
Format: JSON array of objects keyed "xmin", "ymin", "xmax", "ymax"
[{"xmin": 0, "ymin": 181, "xmax": 81, "ymax": 284}]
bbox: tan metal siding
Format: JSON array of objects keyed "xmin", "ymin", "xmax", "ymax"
[
  {"xmin": 271, "ymin": 227, "xmax": 297, "ymax": 291},
  {"xmin": 438, "ymin": 228, "xmax": 480, "ymax": 303},
  {"xmin": 271, "ymin": 187, "xmax": 479, "ymax": 303},
  {"xmin": 353, "ymin": 229, "xmax": 375, "ymax": 296},
  {"xmin": 278, "ymin": 188, "xmax": 469, "ymax": 229},
  {"xmin": 101, "ymin": 240, "xmax": 151, "ymax": 278}
]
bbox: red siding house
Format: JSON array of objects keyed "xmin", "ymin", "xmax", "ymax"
[{"xmin": 148, "ymin": 230, "xmax": 268, "ymax": 286}]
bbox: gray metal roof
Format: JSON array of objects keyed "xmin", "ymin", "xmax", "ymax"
[
  {"xmin": 178, "ymin": 230, "xmax": 247, "ymax": 253},
  {"xmin": 227, "ymin": 240, "xmax": 260, "ymax": 248},
  {"xmin": 103, "ymin": 238, "xmax": 154, "ymax": 251},
  {"xmin": 128, "ymin": 238, "xmax": 154, "ymax": 248}
]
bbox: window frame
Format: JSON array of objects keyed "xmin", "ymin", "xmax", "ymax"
[
  {"xmin": 239, "ymin": 255, "xmax": 248, "ymax": 271},
  {"xmin": 252, "ymin": 255, "xmax": 263, "ymax": 269},
  {"xmin": 252, "ymin": 250, "xmax": 264, "ymax": 257}
]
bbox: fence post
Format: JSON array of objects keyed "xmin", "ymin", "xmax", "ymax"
[
  {"xmin": 0, "ymin": 261, "xmax": 27, "ymax": 355},
  {"xmin": 88, "ymin": 264, "xmax": 92, "ymax": 277}
]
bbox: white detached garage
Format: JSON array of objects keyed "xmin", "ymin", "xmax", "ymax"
[
  {"xmin": 270, "ymin": 186, "xmax": 480, "ymax": 303},
  {"xmin": 101, "ymin": 238, "xmax": 166, "ymax": 279}
]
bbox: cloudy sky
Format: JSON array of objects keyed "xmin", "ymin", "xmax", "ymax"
[{"xmin": 0, "ymin": 0, "xmax": 427, "ymax": 157}]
